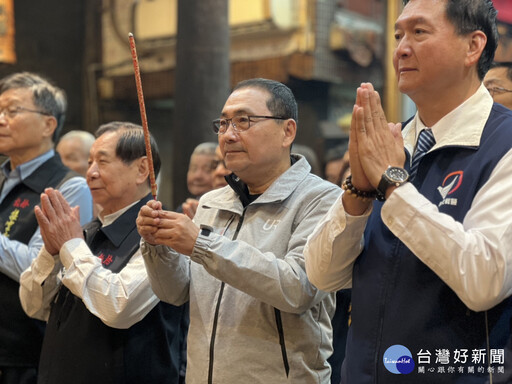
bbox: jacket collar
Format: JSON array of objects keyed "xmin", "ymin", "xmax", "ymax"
[{"xmin": 203, "ymin": 154, "xmax": 310, "ymax": 213}]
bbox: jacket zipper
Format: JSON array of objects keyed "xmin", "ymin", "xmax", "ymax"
[
  {"xmin": 208, "ymin": 212, "xmax": 244, "ymax": 384},
  {"xmin": 274, "ymin": 308, "xmax": 290, "ymax": 377}
]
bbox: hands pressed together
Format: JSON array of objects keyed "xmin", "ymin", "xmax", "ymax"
[
  {"xmin": 181, "ymin": 198, "xmax": 199, "ymax": 220},
  {"xmin": 136, "ymin": 200, "xmax": 200, "ymax": 256},
  {"xmin": 344, "ymin": 83, "xmax": 406, "ymax": 215},
  {"xmin": 34, "ymin": 188, "xmax": 84, "ymax": 255}
]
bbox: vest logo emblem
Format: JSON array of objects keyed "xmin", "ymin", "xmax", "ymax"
[
  {"xmin": 98, "ymin": 252, "xmax": 115, "ymax": 266},
  {"xmin": 437, "ymin": 171, "xmax": 463, "ymax": 207},
  {"xmin": 263, "ymin": 219, "xmax": 281, "ymax": 231},
  {"xmin": 2, "ymin": 198, "xmax": 31, "ymax": 237},
  {"xmin": 14, "ymin": 198, "xmax": 30, "ymax": 208}
]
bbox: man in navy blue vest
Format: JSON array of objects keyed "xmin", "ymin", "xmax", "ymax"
[
  {"xmin": 20, "ymin": 122, "xmax": 186, "ymax": 384},
  {"xmin": 0, "ymin": 72, "xmax": 93, "ymax": 384},
  {"xmin": 305, "ymin": 1, "xmax": 512, "ymax": 383}
]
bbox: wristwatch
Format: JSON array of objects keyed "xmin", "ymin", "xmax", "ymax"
[{"xmin": 376, "ymin": 166, "xmax": 409, "ymax": 199}]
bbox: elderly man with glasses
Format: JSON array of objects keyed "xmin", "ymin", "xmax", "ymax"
[
  {"xmin": 0, "ymin": 72, "xmax": 93, "ymax": 384},
  {"xmin": 137, "ymin": 78, "xmax": 341, "ymax": 383},
  {"xmin": 484, "ymin": 61, "xmax": 512, "ymax": 109}
]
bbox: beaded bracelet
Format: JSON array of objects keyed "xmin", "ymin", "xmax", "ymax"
[{"xmin": 342, "ymin": 175, "xmax": 383, "ymax": 202}]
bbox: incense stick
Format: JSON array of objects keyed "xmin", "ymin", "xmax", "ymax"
[{"xmin": 128, "ymin": 32, "xmax": 158, "ymax": 200}]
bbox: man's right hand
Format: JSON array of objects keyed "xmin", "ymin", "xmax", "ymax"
[
  {"xmin": 136, "ymin": 200, "xmax": 163, "ymax": 245},
  {"xmin": 34, "ymin": 188, "xmax": 83, "ymax": 255}
]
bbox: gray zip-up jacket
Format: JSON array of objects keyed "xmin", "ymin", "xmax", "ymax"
[{"xmin": 141, "ymin": 155, "xmax": 341, "ymax": 383}]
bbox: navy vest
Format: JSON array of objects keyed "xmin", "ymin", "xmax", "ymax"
[
  {"xmin": 38, "ymin": 194, "xmax": 186, "ymax": 384},
  {"xmin": 343, "ymin": 104, "xmax": 512, "ymax": 384},
  {"xmin": 0, "ymin": 154, "xmax": 75, "ymax": 367}
]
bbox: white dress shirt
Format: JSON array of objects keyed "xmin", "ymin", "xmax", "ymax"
[
  {"xmin": 305, "ymin": 84, "xmax": 512, "ymax": 312},
  {"xmin": 19, "ymin": 201, "xmax": 160, "ymax": 329}
]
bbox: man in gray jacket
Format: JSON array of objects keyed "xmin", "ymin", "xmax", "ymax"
[{"xmin": 137, "ymin": 78, "xmax": 341, "ymax": 383}]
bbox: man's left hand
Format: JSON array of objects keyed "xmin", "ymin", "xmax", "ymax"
[{"xmin": 152, "ymin": 210, "xmax": 200, "ymax": 256}]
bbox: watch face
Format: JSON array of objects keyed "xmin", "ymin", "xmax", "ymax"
[{"xmin": 386, "ymin": 167, "xmax": 409, "ymax": 182}]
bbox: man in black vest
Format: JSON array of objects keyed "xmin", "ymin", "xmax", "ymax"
[
  {"xmin": 20, "ymin": 122, "xmax": 186, "ymax": 384},
  {"xmin": 0, "ymin": 72, "xmax": 93, "ymax": 384}
]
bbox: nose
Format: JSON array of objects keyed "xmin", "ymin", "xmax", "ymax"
[
  {"xmin": 86, "ymin": 162, "xmax": 99, "ymax": 180},
  {"xmin": 221, "ymin": 122, "xmax": 239, "ymax": 142},
  {"xmin": 394, "ymin": 35, "xmax": 411, "ymax": 60}
]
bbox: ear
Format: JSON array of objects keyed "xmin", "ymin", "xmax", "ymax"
[
  {"xmin": 41, "ymin": 115, "xmax": 57, "ymax": 140},
  {"xmin": 465, "ymin": 30, "xmax": 487, "ymax": 68},
  {"xmin": 281, "ymin": 119, "xmax": 297, "ymax": 149},
  {"xmin": 135, "ymin": 156, "xmax": 150, "ymax": 185}
]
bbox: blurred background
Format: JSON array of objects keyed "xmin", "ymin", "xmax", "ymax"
[{"xmin": 0, "ymin": 0, "xmax": 510, "ymax": 208}]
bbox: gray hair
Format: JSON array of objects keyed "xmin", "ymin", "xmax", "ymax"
[
  {"xmin": 233, "ymin": 78, "xmax": 298, "ymax": 123},
  {"xmin": 0, "ymin": 72, "xmax": 67, "ymax": 142},
  {"xmin": 58, "ymin": 130, "xmax": 95, "ymax": 150},
  {"xmin": 191, "ymin": 142, "xmax": 217, "ymax": 157},
  {"xmin": 95, "ymin": 121, "xmax": 161, "ymax": 178}
]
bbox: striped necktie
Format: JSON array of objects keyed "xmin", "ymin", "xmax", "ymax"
[{"xmin": 409, "ymin": 128, "xmax": 435, "ymax": 180}]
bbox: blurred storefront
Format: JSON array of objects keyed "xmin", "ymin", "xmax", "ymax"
[
  {"xmin": 97, "ymin": 0, "xmax": 386, "ymax": 165},
  {"xmin": 493, "ymin": 0, "xmax": 512, "ymax": 61}
]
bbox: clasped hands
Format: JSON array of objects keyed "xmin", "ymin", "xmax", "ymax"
[
  {"xmin": 136, "ymin": 200, "xmax": 200, "ymax": 256},
  {"xmin": 344, "ymin": 83, "xmax": 405, "ymax": 214},
  {"xmin": 34, "ymin": 188, "xmax": 83, "ymax": 255}
]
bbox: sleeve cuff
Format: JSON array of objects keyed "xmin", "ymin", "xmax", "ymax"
[
  {"xmin": 32, "ymin": 248, "xmax": 61, "ymax": 285},
  {"xmin": 59, "ymin": 238, "xmax": 90, "ymax": 269},
  {"xmin": 381, "ymin": 182, "xmax": 430, "ymax": 234},
  {"xmin": 191, "ymin": 231, "xmax": 214, "ymax": 263}
]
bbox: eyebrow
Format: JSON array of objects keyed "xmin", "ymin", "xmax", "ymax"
[
  {"xmin": 395, "ymin": 16, "xmax": 432, "ymax": 30},
  {"xmin": 94, "ymin": 150, "xmax": 112, "ymax": 158},
  {"xmin": 220, "ymin": 108, "xmax": 253, "ymax": 118},
  {"xmin": 483, "ymin": 80, "xmax": 503, "ymax": 87},
  {"xmin": 0, "ymin": 97, "xmax": 22, "ymax": 105}
]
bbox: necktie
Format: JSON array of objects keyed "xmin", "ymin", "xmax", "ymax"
[{"xmin": 409, "ymin": 128, "xmax": 435, "ymax": 180}]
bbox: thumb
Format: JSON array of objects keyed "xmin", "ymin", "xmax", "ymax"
[
  {"xmin": 389, "ymin": 122, "xmax": 402, "ymax": 139},
  {"xmin": 72, "ymin": 205, "xmax": 81, "ymax": 223}
]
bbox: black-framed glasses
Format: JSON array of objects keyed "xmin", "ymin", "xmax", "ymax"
[
  {"xmin": 212, "ymin": 115, "xmax": 287, "ymax": 135},
  {"xmin": 486, "ymin": 86, "xmax": 512, "ymax": 97},
  {"xmin": 0, "ymin": 105, "xmax": 51, "ymax": 120}
]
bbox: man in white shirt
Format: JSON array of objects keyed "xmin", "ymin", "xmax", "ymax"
[
  {"xmin": 19, "ymin": 122, "xmax": 186, "ymax": 384},
  {"xmin": 305, "ymin": 1, "xmax": 512, "ymax": 383}
]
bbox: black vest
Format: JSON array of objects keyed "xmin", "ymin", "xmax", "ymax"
[
  {"xmin": 0, "ymin": 154, "xmax": 76, "ymax": 367},
  {"xmin": 38, "ymin": 194, "xmax": 186, "ymax": 384}
]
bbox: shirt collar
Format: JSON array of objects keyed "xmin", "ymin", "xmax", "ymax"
[
  {"xmin": 1, "ymin": 149, "xmax": 55, "ymax": 180},
  {"xmin": 98, "ymin": 199, "xmax": 139, "ymax": 227},
  {"xmin": 403, "ymin": 83, "xmax": 493, "ymax": 154}
]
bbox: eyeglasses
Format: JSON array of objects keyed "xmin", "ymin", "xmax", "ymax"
[
  {"xmin": 212, "ymin": 115, "xmax": 287, "ymax": 135},
  {"xmin": 0, "ymin": 105, "xmax": 51, "ymax": 120},
  {"xmin": 486, "ymin": 86, "xmax": 512, "ymax": 97}
]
